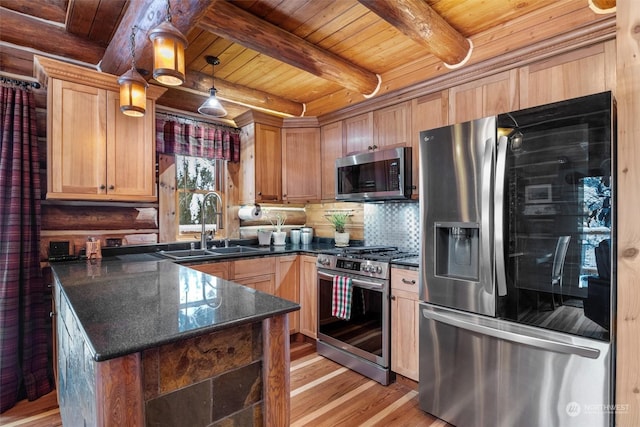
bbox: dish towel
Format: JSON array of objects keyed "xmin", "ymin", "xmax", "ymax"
[{"xmin": 332, "ymin": 275, "xmax": 353, "ymax": 320}]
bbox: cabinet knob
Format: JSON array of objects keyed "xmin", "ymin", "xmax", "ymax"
[
  {"xmin": 99, "ymin": 184, "xmax": 106, "ymax": 190},
  {"xmin": 257, "ymin": 192, "xmax": 262, "ymax": 196},
  {"xmin": 50, "ymin": 311, "xmax": 56, "ymax": 318},
  {"xmin": 109, "ymin": 185, "xmax": 115, "ymax": 190},
  {"xmin": 390, "ymin": 295, "xmax": 396, "ymax": 301}
]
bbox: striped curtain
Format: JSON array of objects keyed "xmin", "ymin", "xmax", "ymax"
[
  {"xmin": 156, "ymin": 117, "xmax": 241, "ymax": 162},
  {"xmin": 0, "ymin": 84, "xmax": 53, "ymax": 412}
]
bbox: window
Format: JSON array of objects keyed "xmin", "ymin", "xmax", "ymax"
[{"xmin": 175, "ymin": 154, "xmax": 223, "ymax": 237}]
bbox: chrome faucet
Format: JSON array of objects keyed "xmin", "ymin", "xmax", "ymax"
[{"xmin": 201, "ymin": 191, "xmax": 224, "ymax": 250}]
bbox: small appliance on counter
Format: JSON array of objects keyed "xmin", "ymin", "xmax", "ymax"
[
  {"xmin": 300, "ymin": 227, "xmax": 313, "ymax": 244},
  {"xmin": 48, "ymin": 241, "xmax": 78, "ymax": 262}
]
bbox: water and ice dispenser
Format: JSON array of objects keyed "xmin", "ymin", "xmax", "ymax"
[{"xmin": 434, "ymin": 222, "xmax": 479, "ymax": 281}]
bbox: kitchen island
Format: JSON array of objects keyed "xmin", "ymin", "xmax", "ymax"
[{"xmin": 51, "ymin": 257, "xmax": 299, "ymax": 426}]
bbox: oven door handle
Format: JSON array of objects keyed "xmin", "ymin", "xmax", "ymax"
[{"xmin": 317, "ymin": 270, "xmax": 385, "ymax": 291}]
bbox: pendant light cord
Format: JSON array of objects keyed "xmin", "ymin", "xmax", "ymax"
[{"xmin": 129, "ymin": 26, "xmax": 138, "ymax": 71}]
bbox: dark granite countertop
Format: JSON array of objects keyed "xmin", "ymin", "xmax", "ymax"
[{"xmin": 51, "ymin": 258, "xmax": 299, "ymax": 362}]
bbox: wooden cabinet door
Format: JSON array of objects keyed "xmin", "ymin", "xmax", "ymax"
[
  {"xmin": 518, "ymin": 42, "xmax": 614, "ymax": 109},
  {"xmin": 344, "ymin": 112, "xmax": 373, "ymax": 154},
  {"xmin": 276, "ymin": 255, "xmax": 300, "ymax": 334},
  {"xmin": 299, "ymin": 255, "xmax": 317, "ymax": 338},
  {"xmin": 411, "ymin": 91, "xmax": 449, "ymax": 199},
  {"xmin": 448, "ymin": 69, "xmax": 519, "ymax": 124},
  {"xmin": 48, "ymin": 79, "xmax": 107, "ymax": 198},
  {"xmin": 234, "ymin": 274, "xmax": 275, "ymax": 294},
  {"xmin": 373, "ymin": 101, "xmax": 411, "ymax": 149},
  {"xmin": 255, "ymin": 123, "xmax": 282, "ymax": 202},
  {"xmin": 188, "ymin": 261, "xmax": 230, "ymax": 280},
  {"xmin": 320, "ymin": 121, "xmax": 343, "ymax": 200},
  {"xmin": 106, "ymin": 92, "xmax": 156, "ymax": 201},
  {"xmin": 390, "ymin": 268, "xmax": 419, "ymax": 381},
  {"xmin": 282, "ymin": 128, "xmax": 321, "ymax": 203}
]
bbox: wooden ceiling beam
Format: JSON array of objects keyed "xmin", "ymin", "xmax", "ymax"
[
  {"xmin": 198, "ymin": 0, "xmax": 380, "ymax": 96},
  {"xmin": 0, "ymin": 7, "xmax": 104, "ymax": 65},
  {"xmin": 99, "ymin": 0, "xmax": 214, "ymax": 77},
  {"xmin": 358, "ymin": 0, "xmax": 472, "ymax": 68},
  {"xmin": 183, "ymin": 69, "xmax": 305, "ymax": 117}
]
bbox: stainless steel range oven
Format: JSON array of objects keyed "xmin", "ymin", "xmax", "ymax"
[{"xmin": 316, "ymin": 246, "xmax": 415, "ymax": 385}]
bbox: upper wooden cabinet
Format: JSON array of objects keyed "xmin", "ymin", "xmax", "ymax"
[
  {"xmin": 281, "ymin": 127, "xmax": 321, "ymax": 203},
  {"xmin": 255, "ymin": 123, "xmax": 282, "ymax": 203},
  {"xmin": 411, "ymin": 91, "xmax": 449, "ymax": 199},
  {"xmin": 373, "ymin": 101, "xmax": 412, "ymax": 149},
  {"xmin": 320, "ymin": 121, "xmax": 343, "ymax": 200},
  {"xmin": 34, "ymin": 56, "xmax": 165, "ymax": 202},
  {"xmin": 448, "ymin": 69, "xmax": 519, "ymax": 124},
  {"xmin": 518, "ymin": 41, "xmax": 615, "ymax": 109},
  {"xmin": 237, "ymin": 112, "xmax": 284, "ymax": 204},
  {"xmin": 344, "ymin": 112, "xmax": 373, "ymax": 154}
]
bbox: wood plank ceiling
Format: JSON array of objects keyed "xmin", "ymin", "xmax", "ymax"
[{"xmin": 0, "ymin": 0, "xmax": 616, "ymax": 122}]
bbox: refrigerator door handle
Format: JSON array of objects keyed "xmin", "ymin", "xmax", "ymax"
[
  {"xmin": 494, "ymin": 135, "xmax": 509, "ymax": 297},
  {"xmin": 481, "ymin": 136, "xmax": 494, "ymax": 294},
  {"xmin": 421, "ymin": 307, "xmax": 601, "ymax": 359}
]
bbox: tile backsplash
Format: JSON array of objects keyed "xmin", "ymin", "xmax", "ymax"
[{"xmin": 364, "ymin": 202, "xmax": 420, "ymax": 254}]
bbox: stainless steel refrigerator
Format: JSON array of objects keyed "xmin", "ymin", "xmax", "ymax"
[{"xmin": 418, "ymin": 92, "xmax": 615, "ymax": 427}]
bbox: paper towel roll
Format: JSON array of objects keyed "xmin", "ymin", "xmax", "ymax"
[{"xmin": 238, "ymin": 205, "xmax": 262, "ymax": 220}]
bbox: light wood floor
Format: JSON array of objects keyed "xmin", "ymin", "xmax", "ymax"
[{"xmin": 1, "ymin": 340, "xmax": 450, "ymax": 427}]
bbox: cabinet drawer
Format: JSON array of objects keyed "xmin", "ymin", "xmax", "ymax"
[
  {"xmin": 233, "ymin": 257, "xmax": 276, "ymax": 279},
  {"xmin": 188, "ymin": 261, "xmax": 229, "ymax": 280},
  {"xmin": 391, "ymin": 268, "xmax": 419, "ymax": 295}
]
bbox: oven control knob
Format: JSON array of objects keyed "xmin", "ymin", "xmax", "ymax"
[
  {"xmin": 362, "ymin": 264, "xmax": 371, "ymax": 272},
  {"xmin": 318, "ymin": 257, "xmax": 330, "ymax": 266},
  {"xmin": 374, "ymin": 265, "xmax": 382, "ymax": 274}
]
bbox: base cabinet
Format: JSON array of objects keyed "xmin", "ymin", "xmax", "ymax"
[
  {"xmin": 299, "ymin": 255, "xmax": 317, "ymax": 339},
  {"xmin": 391, "ymin": 268, "xmax": 419, "ymax": 381},
  {"xmin": 232, "ymin": 257, "xmax": 276, "ymax": 294},
  {"xmin": 276, "ymin": 255, "xmax": 300, "ymax": 334}
]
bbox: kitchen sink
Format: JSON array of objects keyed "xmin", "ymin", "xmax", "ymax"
[
  {"xmin": 158, "ymin": 246, "xmax": 264, "ymax": 260},
  {"xmin": 158, "ymin": 249, "xmax": 220, "ymax": 260},
  {"xmin": 208, "ymin": 246, "xmax": 263, "ymax": 255}
]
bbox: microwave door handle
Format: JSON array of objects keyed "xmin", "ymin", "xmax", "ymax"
[{"xmin": 494, "ymin": 135, "xmax": 508, "ymax": 297}]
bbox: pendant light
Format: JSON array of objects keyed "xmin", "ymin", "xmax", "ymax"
[
  {"xmin": 198, "ymin": 55, "xmax": 227, "ymax": 117},
  {"xmin": 118, "ymin": 26, "xmax": 148, "ymax": 117},
  {"xmin": 149, "ymin": 0, "xmax": 187, "ymax": 86}
]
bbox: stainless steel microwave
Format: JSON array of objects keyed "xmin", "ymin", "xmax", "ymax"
[{"xmin": 335, "ymin": 146, "xmax": 412, "ymax": 201}]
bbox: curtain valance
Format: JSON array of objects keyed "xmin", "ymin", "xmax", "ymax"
[{"xmin": 156, "ymin": 116, "xmax": 241, "ymax": 163}]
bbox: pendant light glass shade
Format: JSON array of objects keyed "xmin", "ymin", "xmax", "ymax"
[
  {"xmin": 118, "ymin": 68, "xmax": 148, "ymax": 117},
  {"xmin": 118, "ymin": 26, "xmax": 147, "ymax": 117},
  {"xmin": 198, "ymin": 55, "xmax": 227, "ymax": 117},
  {"xmin": 149, "ymin": 2, "xmax": 187, "ymax": 86},
  {"xmin": 198, "ymin": 88, "xmax": 227, "ymax": 117}
]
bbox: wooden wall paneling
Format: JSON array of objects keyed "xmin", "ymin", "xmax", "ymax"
[
  {"xmin": 304, "ymin": 202, "xmax": 364, "ymax": 240},
  {"xmin": 158, "ymin": 154, "xmax": 177, "ymax": 243},
  {"xmin": 615, "ymin": 0, "xmax": 640, "ymax": 424},
  {"xmin": 239, "ymin": 122, "xmax": 256, "ymax": 204}
]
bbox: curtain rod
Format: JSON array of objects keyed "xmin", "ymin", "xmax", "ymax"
[
  {"xmin": 0, "ymin": 75, "xmax": 41, "ymax": 89},
  {"xmin": 156, "ymin": 111, "xmax": 239, "ymax": 132}
]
